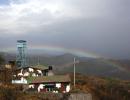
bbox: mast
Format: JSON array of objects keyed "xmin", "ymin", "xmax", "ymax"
[
  {"xmin": 38, "ymin": 56, "xmax": 40, "ymax": 66},
  {"xmin": 74, "ymin": 57, "xmax": 76, "ymax": 87}
]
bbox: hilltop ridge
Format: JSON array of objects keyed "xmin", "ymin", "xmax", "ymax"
[{"xmin": 2, "ymin": 53, "xmax": 130, "ymax": 80}]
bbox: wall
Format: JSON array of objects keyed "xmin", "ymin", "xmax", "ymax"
[{"xmin": 68, "ymin": 93, "xmax": 92, "ymax": 100}]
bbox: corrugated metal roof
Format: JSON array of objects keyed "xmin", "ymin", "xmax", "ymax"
[{"xmin": 30, "ymin": 75, "xmax": 71, "ymax": 83}]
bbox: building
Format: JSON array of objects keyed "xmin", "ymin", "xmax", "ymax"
[
  {"xmin": 11, "ymin": 40, "xmax": 71, "ymax": 93},
  {"xmin": 11, "ymin": 65, "xmax": 71, "ymax": 93},
  {"xmin": 28, "ymin": 75, "xmax": 71, "ymax": 93},
  {"xmin": 12, "ymin": 65, "xmax": 53, "ymax": 84}
]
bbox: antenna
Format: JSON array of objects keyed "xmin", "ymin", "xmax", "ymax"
[
  {"xmin": 38, "ymin": 56, "xmax": 40, "ymax": 66},
  {"xmin": 74, "ymin": 57, "xmax": 76, "ymax": 88}
]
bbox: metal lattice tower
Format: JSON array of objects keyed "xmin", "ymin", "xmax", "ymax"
[{"xmin": 16, "ymin": 40, "xmax": 27, "ymax": 67}]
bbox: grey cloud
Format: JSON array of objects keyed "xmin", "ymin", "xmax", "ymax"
[{"xmin": 0, "ymin": 0, "xmax": 130, "ymax": 59}]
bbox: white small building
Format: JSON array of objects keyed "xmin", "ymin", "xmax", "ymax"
[
  {"xmin": 29, "ymin": 75, "xmax": 71, "ymax": 93},
  {"xmin": 12, "ymin": 65, "xmax": 53, "ymax": 84}
]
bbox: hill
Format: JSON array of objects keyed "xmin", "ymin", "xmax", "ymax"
[
  {"xmin": 3, "ymin": 53, "xmax": 130, "ymax": 80},
  {"xmin": 56, "ymin": 58, "xmax": 130, "ymax": 80},
  {"xmin": 70, "ymin": 73, "xmax": 130, "ymax": 100},
  {"xmin": 0, "ymin": 73, "xmax": 130, "ymax": 100}
]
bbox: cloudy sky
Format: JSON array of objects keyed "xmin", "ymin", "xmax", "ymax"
[{"xmin": 0, "ymin": 0, "xmax": 130, "ymax": 58}]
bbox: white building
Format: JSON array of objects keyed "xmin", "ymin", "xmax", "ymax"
[{"xmin": 12, "ymin": 65, "xmax": 53, "ymax": 84}]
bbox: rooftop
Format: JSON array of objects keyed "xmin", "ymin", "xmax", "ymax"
[
  {"xmin": 31, "ymin": 64, "xmax": 48, "ymax": 70},
  {"xmin": 30, "ymin": 75, "xmax": 71, "ymax": 84},
  {"xmin": 16, "ymin": 64, "xmax": 48, "ymax": 71}
]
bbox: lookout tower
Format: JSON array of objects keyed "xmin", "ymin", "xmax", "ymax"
[{"xmin": 16, "ymin": 40, "xmax": 27, "ymax": 67}]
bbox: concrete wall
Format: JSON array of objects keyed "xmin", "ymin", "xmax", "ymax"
[{"xmin": 68, "ymin": 93, "xmax": 92, "ymax": 100}]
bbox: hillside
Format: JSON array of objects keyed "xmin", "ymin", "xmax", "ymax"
[
  {"xmin": 3, "ymin": 53, "xmax": 130, "ymax": 80},
  {"xmin": 0, "ymin": 73, "xmax": 130, "ymax": 100},
  {"xmin": 56, "ymin": 59, "xmax": 130, "ymax": 80},
  {"xmin": 70, "ymin": 73, "xmax": 130, "ymax": 100}
]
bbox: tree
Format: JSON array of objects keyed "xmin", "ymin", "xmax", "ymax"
[{"xmin": 0, "ymin": 55, "xmax": 5, "ymax": 65}]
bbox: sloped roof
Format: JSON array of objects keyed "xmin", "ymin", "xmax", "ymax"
[
  {"xmin": 30, "ymin": 75, "xmax": 71, "ymax": 84},
  {"xmin": 16, "ymin": 64, "xmax": 48, "ymax": 71},
  {"xmin": 31, "ymin": 64, "xmax": 48, "ymax": 70}
]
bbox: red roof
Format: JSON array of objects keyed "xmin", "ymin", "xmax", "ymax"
[{"xmin": 30, "ymin": 75, "xmax": 71, "ymax": 84}]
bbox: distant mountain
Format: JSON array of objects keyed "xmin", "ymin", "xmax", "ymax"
[
  {"xmin": 2, "ymin": 52, "xmax": 130, "ymax": 79},
  {"xmin": 56, "ymin": 59, "xmax": 130, "ymax": 80},
  {"xmin": 0, "ymin": 52, "xmax": 16, "ymax": 63},
  {"xmin": 45, "ymin": 54, "xmax": 130, "ymax": 80}
]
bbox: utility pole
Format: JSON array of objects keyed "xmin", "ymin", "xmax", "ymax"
[
  {"xmin": 74, "ymin": 57, "xmax": 76, "ymax": 88},
  {"xmin": 38, "ymin": 56, "xmax": 40, "ymax": 66}
]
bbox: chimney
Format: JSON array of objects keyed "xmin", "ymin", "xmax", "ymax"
[{"xmin": 48, "ymin": 66, "xmax": 53, "ymax": 70}]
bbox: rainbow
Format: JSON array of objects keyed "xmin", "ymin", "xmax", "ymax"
[
  {"xmin": 28, "ymin": 44, "xmax": 101, "ymax": 58},
  {"xmin": 29, "ymin": 44, "xmax": 130, "ymax": 72},
  {"xmin": 1, "ymin": 44, "xmax": 100, "ymax": 58},
  {"xmin": 1, "ymin": 44, "xmax": 127, "ymax": 72}
]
